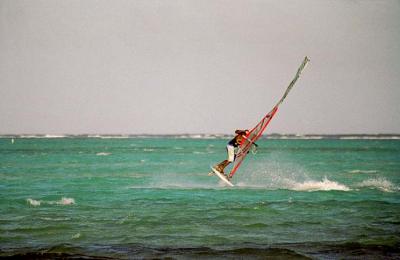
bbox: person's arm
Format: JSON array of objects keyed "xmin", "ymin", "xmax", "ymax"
[{"xmin": 242, "ymin": 135, "xmax": 258, "ymax": 147}]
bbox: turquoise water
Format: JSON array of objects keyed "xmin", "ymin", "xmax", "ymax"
[{"xmin": 1, "ymin": 136, "xmax": 399, "ymax": 259}]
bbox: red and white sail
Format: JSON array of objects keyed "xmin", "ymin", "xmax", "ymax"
[{"xmin": 229, "ymin": 56, "xmax": 310, "ymax": 178}]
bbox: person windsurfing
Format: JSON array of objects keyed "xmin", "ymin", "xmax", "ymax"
[
  {"xmin": 213, "ymin": 129, "xmax": 257, "ymax": 178},
  {"xmin": 209, "ymin": 56, "xmax": 309, "ymax": 184}
]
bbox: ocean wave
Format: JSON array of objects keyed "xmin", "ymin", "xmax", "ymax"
[
  {"xmin": 40, "ymin": 217, "xmax": 71, "ymax": 221},
  {"xmin": 356, "ymin": 178, "xmax": 398, "ymax": 192},
  {"xmin": 96, "ymin": 152, "xmax": 111, "ymax": 156},
  {"xmin": 348, "ymin": 169, "xmax": 378, "ymax": 174},
  {"xmin": 71, "ymin": 233, "xmax": 81, "ymax": 239},
  {"xmin": 288, "ymin": 177, "xmax": 350, "ymax": 192},
  {"xmin": 26, "ymin": 197, "xmax": 75, "ymax": 206},
  {"xmin": 339, "ymin": 136, "xmax": 400, "ymax": 140},
  {"xmin": 237, "ymin": 177, "xmax": 350, "ymax": 191},
  {"xmin": 13, "ymin": 134, "xmax": 69, "ymax": 138},
  {"xmin": 192, "ymin": 151, "xmax": 207, "ymax": 154},
  {"xmin": 26, "ymin": 198, "xmax": 41, "ymax": 206},
  {"xmin": 19, "ymin": 135, "xmax": 43, "ymax": 138},
  {"xmin": 44, "ymin": 134, "xmax": 67, "ymax": 138},
  {"xmin": 56, "ymin": 197, "xmax": 75, "ymax": 205},
  {"xmin": 99, "ymin": 135, "xmax": 129, "ymax": 139},
  {"xmin": 237, "ymin": 164, "xmax": 351, "ymax": 191}
]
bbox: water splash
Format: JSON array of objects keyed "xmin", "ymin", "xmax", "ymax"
[
  {"xmin": 288, "ymin": 177, "xmax": 350, "ymax": 191},
  {"xmin": 72, "ymin": 233, "xmax": 81, "ymax": 239},
  {"xmin": 235, "ymin": 160, "xmax": 349, "ymax": 191},
  {"xmin": 57, "ymin": 197, "xmax": 75, "ymax": 205},
  {"xmin": 357, "ymin": 178, "xmax": 397, "ymax": 192},
  {"xmin": 26, "ymin": 197, "xmax": 75, "ymax": 206},
  {"xmin": 96, "ymin": 152, "xmax": 111, "ymax": 156},
  {"xmin": 27, "ymin": 198, "xmax": 41, "ymax": 206}
]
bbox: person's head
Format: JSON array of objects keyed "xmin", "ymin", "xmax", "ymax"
[{"xmin": 235, "ymin": 129, "xmax": 249, "ymax": 135}]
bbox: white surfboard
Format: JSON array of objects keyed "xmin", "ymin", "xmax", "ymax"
[{"xmin": 210, "ymin": 167, "xmax": 234, "ymax": 187}]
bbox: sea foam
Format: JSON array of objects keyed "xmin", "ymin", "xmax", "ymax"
[
  {"xmin": 348, "ymin": 169, "xmax": 378, "ymax": 174},
  {"xmin": 27, "ymin": 197, "xmax": 75, "ymax": 206},
  {"xmin": 289, "ymin": 177, "xmax": 350, "ymax": 191},
  {"xmin": 27, "ymin": 198, "xmax": 41, "ymax": 206},
  {"xmin": 357, "ymin": 178, "xmax": 397, "ymax": 192},
  {"xmin": 57, "ymin": 197, "xmax": 75, "ymax": 205},
  {"xmin": 96, "ymin": 152, "xmax": 111, "ymax": 156},
  {"xmin": 237, "ymin": 160, "xmax": 350, "ymax": 191}
]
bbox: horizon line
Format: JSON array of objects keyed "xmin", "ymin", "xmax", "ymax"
[{"xmin": 1, "ymin": 133, "xmax": 400, "ymax": 137}]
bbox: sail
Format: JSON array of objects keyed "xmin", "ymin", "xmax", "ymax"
[{"xmin": 228, "ymin": 56, "xmax": 310, "ymax": 178}]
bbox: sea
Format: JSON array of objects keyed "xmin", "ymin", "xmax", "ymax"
[{"xmin": 0, "ymin": 134, "xmax": 399, "ymax": 259}]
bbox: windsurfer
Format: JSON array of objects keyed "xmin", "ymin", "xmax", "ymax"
[
  {"xmin": 213, "ymin": 129, "xmax": 250, "ymax": 176},
  {"xmin": 209, "ymin": 56, "xmax": 309, "ymax": 182}
]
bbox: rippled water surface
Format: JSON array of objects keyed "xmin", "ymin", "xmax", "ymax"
[{"xmin": 1, "ymin": 137, "xmax": 399, "ymax": 259}]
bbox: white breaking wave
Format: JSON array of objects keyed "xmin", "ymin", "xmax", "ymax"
[
  {"xmin": 72, "ymin": 233, "xmax": 81, "ymax": 239},
  {"xmin": 40, "ymin": 217, "xmax": 71, "ymax": 221},
  {"xmin": 96, "ymin": 152, "xmax": 111, "ymax": 156},
  {"xmin": 348, "ymin": 169, "xmax": 378, "ymax": 174},
  {"xmin": 288, "ymin": 177, "xmax": 350, "ymax": 191},
  {"xmin": 357, "ymin": 178, "xmax": 397, "ymax": 192},
  {"xmin": 44, "ymin": 134, "xmax": 67, "ymax": 138},
  {"xmin": 19, "ymin": 135, "xmax": 42, "ymax": 138},
  {"xmin": 236, "ymin": 160, "xmax": 351, "ymax": 191},
  {"xmin": 26, "ymin": 197, "xmax": 75, "ymax": 206},
  {"xmin": 100, "ymin": 135, "xmax": 129, "ymax": 139},
  {"xmin": 236, "ymin": 174, "xmax": 350, "ymax": 191},
  {"xmin": 18, "ymin": 134, "xmax": 67, "ymax": 138},
  {"xmin": 58, "ymin": 197, "xmax": 75, "ymax": 205},
  {"xmin": 27, "ymin": 198, "xmax": 41, "ymax": 206},
  {"xmin": 339, "ymin": 136, "xmax": 400, "ymax": 140},
  {"xmin": 87, "ymin": 135, "xmax": 129, "ymax": 139}
]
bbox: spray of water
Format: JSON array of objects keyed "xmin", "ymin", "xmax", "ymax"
[{"xmin": 235, "ymin": 159, "xmax": 350, "ymax": 191}]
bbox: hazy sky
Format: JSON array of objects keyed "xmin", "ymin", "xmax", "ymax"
[{"xmin": 1, "ymin": 0, "xmax": 399, "ymax": 134}]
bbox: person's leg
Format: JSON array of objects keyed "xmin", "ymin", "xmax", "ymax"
[
  {"xmin": 214, "ymin": 145, "xmax": 234, "ymax": 173},
  {"xmin": 215, "ymin": 160, "xmax": 230, "ymax": 173},
  {"xmin": 226, "ymin": 145, "xmax": 235, "ymax": 163}
]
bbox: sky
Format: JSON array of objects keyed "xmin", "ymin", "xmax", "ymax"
[{"xmin": 1, "ymin": 0, "xmax": 399, "ymax": 135}]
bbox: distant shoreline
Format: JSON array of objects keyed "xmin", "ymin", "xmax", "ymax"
[{"xmin": 1, "ymin": 133, "xmax": 400, "ymax": 140}]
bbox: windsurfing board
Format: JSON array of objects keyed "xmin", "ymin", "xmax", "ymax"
[{"xmin": 210, "ymin": 167, "xmax": 234, "ymax": 187}]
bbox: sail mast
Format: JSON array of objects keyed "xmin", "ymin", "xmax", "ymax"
[{"xmin": 228, "ymin": 57, "xmax": 310, "ymax": 178}]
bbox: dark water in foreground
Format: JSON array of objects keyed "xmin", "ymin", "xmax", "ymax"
[{"xmin": 1, "ymin": 136, "xmax": 399, "ymax": 259}]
